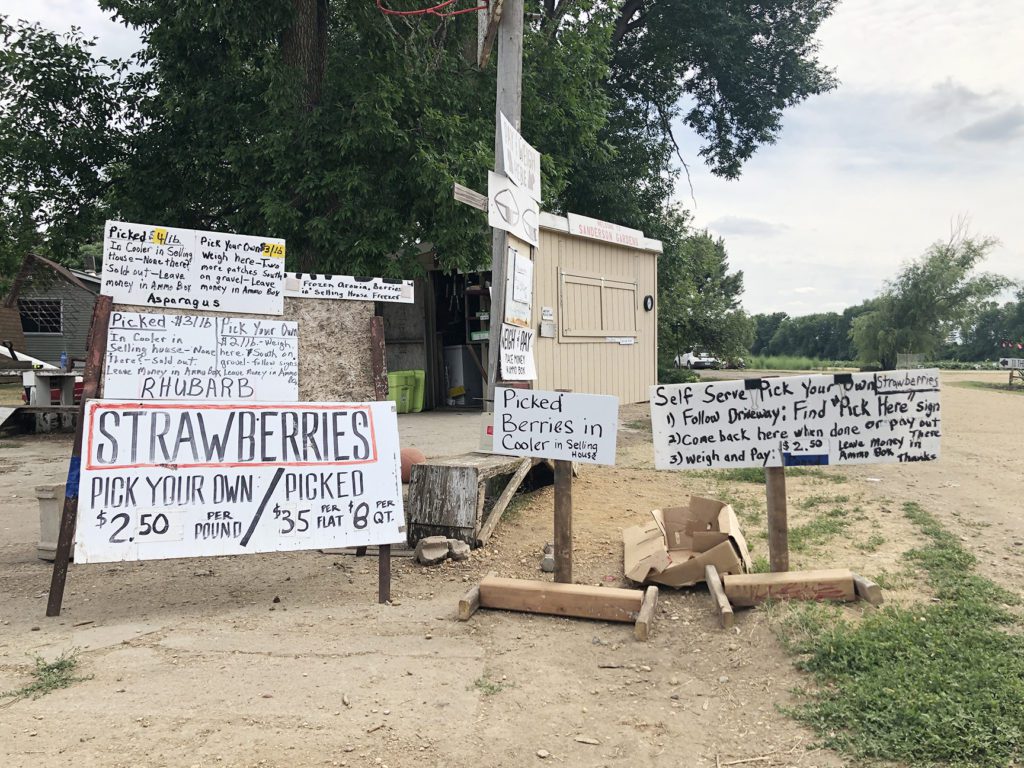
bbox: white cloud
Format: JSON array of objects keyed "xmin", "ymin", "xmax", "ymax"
[{"xmin": 674, "ymin": 0, "xmax": 1024, "ymax": 315}]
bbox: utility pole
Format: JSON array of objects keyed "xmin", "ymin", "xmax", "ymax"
[{"xmin": 485, "ymin": 0, "xmax": 524, "ymax": 404}]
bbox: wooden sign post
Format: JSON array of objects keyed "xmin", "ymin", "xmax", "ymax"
[
  {"xmin": 47, "ymin": 295, "xmax": 113, "ymax": 617},
  {"xmin": 765, "ymin": 466, "xmax": 789, "ymax": 572},
  {"xmin": 553, "ymin": 458, "xmax": 573, "ymax": 583}
]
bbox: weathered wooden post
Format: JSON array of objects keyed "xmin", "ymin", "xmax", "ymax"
[
  {"xmin": 765, "ymin": 466, "xmax": 789, "ymax": 572},
  {"xmin": 553, "ymin": 459, "xmax": 573, "ymax": 583}
]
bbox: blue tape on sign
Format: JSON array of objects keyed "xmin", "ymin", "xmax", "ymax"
[
  {"xmin": 65, "ymin": 456, "xmax": 81, "ymax": 498},
  {"xmin": 783, "ymin": 453, "xmax": 829, "ymax": 467}
]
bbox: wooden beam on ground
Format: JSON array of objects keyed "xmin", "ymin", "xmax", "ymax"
[
  {"xmin": 459, "ymin": 585, "xmax": 481, "ymax": 621},
  {"xmin": 723, "ymin": 569, "xmax": 856, "ymax": 607},
  {"xmin": 852, "ymin": 573, "xmax": 884, "ymax": 606},
  {"xmin": 478, "ymin": 576, "xmax": 642, "ymax": 623},
  {"xmin": 633, "ymin": 585, "xmax": 659, "ymax": 641},
  {"xmin": 705, "ymin": 564, "xmax": 734, "ymax": 629},
  {"xmin": 476, "ymin": 457, "xmax": 531, "ymax": 546}
]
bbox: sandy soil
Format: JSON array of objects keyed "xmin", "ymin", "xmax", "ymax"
[{"xmin": 1, "ymin": 370, "xmax": 1021, "ymax": 768}]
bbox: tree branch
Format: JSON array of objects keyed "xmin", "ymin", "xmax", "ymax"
[
  {"xmin": 611, "ymin": 0, "xmax": 646, "ymax": 48},
  {"xmin": 655, "ymin": 100, "xmax": 697, "ymax": 209}
]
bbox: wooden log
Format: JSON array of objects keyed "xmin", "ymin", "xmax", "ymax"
[
  {"xmin": 476, "ymin": 457, "xmax": 532, "ymax": 545},
  {"xmin": 705, "ymin": 564, "xmax": 735, "ymax": 629},
  {"xmin": 553, "ymin": 459, "xmax": 572, "ymax": 584},
  {"xmin": 458, "ymin": 585, "xmax": 481, "ymax": 621},
  {"xmin": 765, "ymin": 466, "xmax": 789, "ymax": 572},
  {"xmin": 723, "ymin": 569, "xmax": 856, "ymax": 607},
  {"xmin": 852, "ymin": 573, "xmax": 884, "ymax": 606},
  {"xmin": 478, "ymin": 576, "xmax": 642, "ymax": 623},
  {"xmin": 407, "ymin": 452, "xmax": 531, "ymax": 545},
  {"xmin": 634, "ymin": 585, "xmax": 659, "ymax": 641}
]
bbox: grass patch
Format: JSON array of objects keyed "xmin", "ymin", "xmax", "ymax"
[
  {"xmin": 951, "ymin": 380, "xmax": 1024, "ymax": 396},
  {"xmin": 751, "ymin": 555, "xmax": 771, "ymax": 573},
  {"xmin": 797, "ymin": 493, "xmax": 850, "ymax": 510},
  {"xmin": 788, "ymin": 506, "xmax": 850, "ymax": 552},
  {"xmin": 708, "ymin": 466, "xmax": 847, "ymax": 484},
  {"xmin": 855, "ymin": 532, "xmax": 886, "ymax": 552},
  {"xmin": 1, "ymin": 650, "xmax": 90, "ymax": 703},
  {"xmin": 774, "ymin": 502, "xmax": 1024, "ymax": 766},
  {"xmin": 472, "ymin": 676, "xmax": 507, "ymax": 696},
  {"xmin": 625, "ymin": 418, "xmax": 651, "ymax": 431},
  {"xmin": 745, "ymin": 355, "xmax": 854, "ymax": 371}
]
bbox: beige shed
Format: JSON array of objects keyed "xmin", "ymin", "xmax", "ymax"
[
  {"xmin": 381, "ymin": 211, "xmax": 661, "ymax": 409},
  {"xmin": 531, "ymin": 212, "xmax": 661, "ymax": 404}
]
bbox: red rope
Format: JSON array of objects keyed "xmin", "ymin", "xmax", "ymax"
[{"xmin": 376, "ymin": 0, "xmax": 488, "ymax": 17}]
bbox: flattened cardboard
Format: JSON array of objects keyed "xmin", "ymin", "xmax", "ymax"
[{"xmin": 622, "ymin": 496, "xmax": 752, "ymax": 588}]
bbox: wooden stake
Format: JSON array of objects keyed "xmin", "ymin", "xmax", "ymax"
[
  {"xmin": 765, "ymin": 466, "xmax": 789, "ymax": 572},
  {"xmin": 476, "ymin": 457, "xmax": 532, "ymax": 546},
  {"xmin": 46, "ymin": 295, "xmax": 112, "ymax": 617},
  {"xmin": 633, "ymin": 585, "xmax": 659, "ymax": 641},
  {"xmin": 553, "ymin": 458, "xmax": 572, "ymax": 584},
  {"xmin": 705, "ymin": 564, "xmax": 734, "ymax": 629},
  {"xmin": 458, "ymin": 585, "xmax": 481, "ymax": 621},
  {"xmin": 853, "ymin": 573, "xmax": 884, "ymax": 606}
]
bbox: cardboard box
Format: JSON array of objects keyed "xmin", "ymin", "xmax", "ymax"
[{"xmin": 623, "ymin": 496, "xmax": 752, "ymax": 588}]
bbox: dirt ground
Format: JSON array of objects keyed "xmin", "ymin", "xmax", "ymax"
[{"xmin": 1, "ymin": 370, "xmax": 1022, "ymax": 768}]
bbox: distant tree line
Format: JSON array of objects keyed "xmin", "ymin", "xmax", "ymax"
[{"xmin": 751, "ymin": 232, "xmax": 1019, "ymax": 368}]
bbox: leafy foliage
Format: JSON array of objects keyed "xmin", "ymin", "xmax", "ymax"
[
  {"xmin": 0, "ymin": 17, "xmax": 124, "ymax": 283},
  {"xmin": 852, "ymin": 232, "xmax": 1010, "ymax": 369},
  {"xmin": 657, "ymin": 223, "xmax": 754, "ymax": 370}
]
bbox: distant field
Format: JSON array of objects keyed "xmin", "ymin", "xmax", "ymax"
[
  {"xmin": 744, "ymin": 355, "xmax": 855, "ymax": 371},
  {"xmin": 950, "ymin": 379, "xmax": 1024, "ymax": 396},
  {"xmin": 0, "ymin": 382, "xmax": 23, "ymax": 406}
]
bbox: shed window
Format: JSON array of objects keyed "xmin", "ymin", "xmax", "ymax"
[
  {"xmin": 559, "ymin": 271, "xmax": 637, "ymax": 338},
  {"xmin": 18, "ymin": 298, "xmax": 63, "ymax": 334}
]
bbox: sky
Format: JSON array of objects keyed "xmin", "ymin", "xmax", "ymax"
[
  {"xmin": 676, "ymin": 0, "xmax": 1024, "ymax": 315},
  {"xmin": 4, "ymin": 1, "xmax": 1023, "ymax": 316}
]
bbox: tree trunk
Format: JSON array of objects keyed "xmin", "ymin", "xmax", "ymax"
[
  {"xmin": 280, "ymin": 0, "xmax": 329, "ymax": 271},
  {"xmin": 281, "ymin": 0, "xmax": 330, "ymax": 109}
]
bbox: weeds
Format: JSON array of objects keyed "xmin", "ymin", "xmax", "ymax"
[
  {"xmin": 472, "ymin": 676, "xmax": 507, "ymax": 696},
  {"xmin": 855, "ymin": 533, "xmax": 886, "ymax": 552},
  {"xmin": 797, "ymin": 493, "xmax": 850, "ymax": 510},
  {"xmin": 774, "ymin": 502, "xmax": 1024, "ymax": 766},
  {"xmin": 1, "ymin": 650, "xmax": 90, "ymax": 703},
  {"xmin": 709, "ymin": 467, "xmax": 847, "ymax": 484},
  {"xmin": 788, "ymin": 507, "xmax": 850, "ymax": 552}
]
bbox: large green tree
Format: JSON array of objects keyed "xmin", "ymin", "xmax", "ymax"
[
  {"xmin": 0, "ymin": 18, "xmax": 124, "ymax": 286},
  {"xmin": 852, "ymin": 232, "xmax": 1010, "ymax": 369},
  {"xmin": 658, "ymin": 223, "xmax": 754, "ymax": 372}
]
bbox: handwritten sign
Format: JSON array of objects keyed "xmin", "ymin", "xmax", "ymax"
[
  {"xmin": 500, "ymin": 112, "xmax": 542, "ymax": 202},
  {"xmin": 503, "ymin": 247, "xmax": 532, "ymax": 327},
  {"xmin": 101, "ymin": 221, "xmax": 286, "ymax": 315},
  {"xmin": 488, "ymin": 171, "xmax": 539, "ymax": 247},
  {"xmin": 650, "ymin": 369, "xmax": 941, "ymax": 470},
  {"xmin": 499, "ymin": 323, "xmax": 536, "ymax": 380},
  {"xmin": 284, "ymin": 273, "xmax": 414, "ymax": 304},
  {"xmin": 74, "ymin": 401, "xmax": 405, "ymax": 563},
  {"xmin": 493, "ymin": 387, "xmax": 619, "ymax": 465},
  {"xmin": 103, "ymin": 311, "xmax": 298, "ymax": 401},
  {"xmin": 567, "ymin": 213, "xmax": 644, "ymax": 249}
]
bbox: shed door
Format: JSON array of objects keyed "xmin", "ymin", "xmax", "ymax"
[{"xmin": 559, "ymin": 270, "xmax": 637, "ymax": 338}]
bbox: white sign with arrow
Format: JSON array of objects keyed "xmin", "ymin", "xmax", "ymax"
[{"xmin": 488, "ymin": 171, "xmax": 539, "ymax": 247}]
